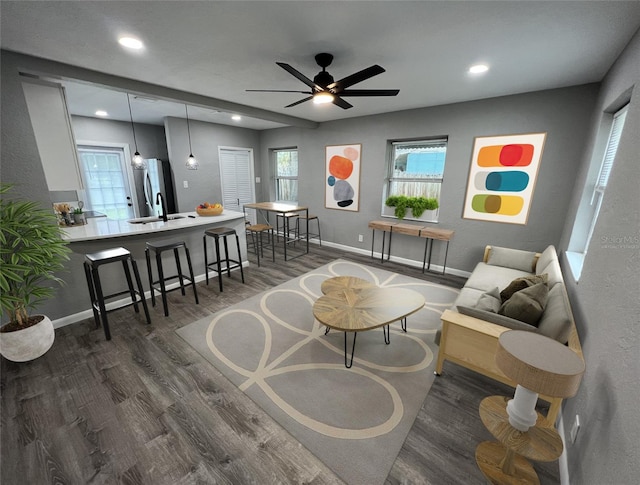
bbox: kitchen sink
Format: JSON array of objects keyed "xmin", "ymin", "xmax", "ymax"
[{"xmin": 128, "ymin": 215, "xmax": 185, "ymax": 224}]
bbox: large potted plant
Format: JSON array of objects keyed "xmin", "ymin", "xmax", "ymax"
[{"xmin": 0, "ymin": 184, "xmax": 70, "ymax": 362}]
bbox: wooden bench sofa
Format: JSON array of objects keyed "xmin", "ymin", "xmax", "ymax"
[{"xmin": 435, "ymin": 245, "xmax": 584, "ymax": 426}]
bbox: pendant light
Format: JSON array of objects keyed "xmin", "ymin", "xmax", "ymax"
[
  {"xmin": 185, "ymin": 104, "xmax": 198, "ymax": 170},
  {"xmin": 126, "ymin": 93, "xmax": 146, "ymax": 170}
]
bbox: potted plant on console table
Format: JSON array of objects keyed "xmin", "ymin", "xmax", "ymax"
[
  {"xmin": 385, "ymin": 195, "xmax": 439, "ymax": 220},
  {"xmin": 0, "ymin": 184, "xmax": 70, "ymax": 362}
]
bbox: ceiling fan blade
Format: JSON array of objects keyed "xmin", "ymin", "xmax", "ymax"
[
  {"xmin": 328, "ymin": 65, "xmax": 386, "ymax": 91},
  {"xmin": 246, "ymin": 89, "xmax": 312, "ymax": 94},
  {"xmin": 285, "ymin": 96, "xmax": 314, "ymax": 108},
  {"xmin": 339, "ymin": 89, "xmax": 400, "ymax": 97},
  {"xmin": 332, "ymin": 95, "xmax": 353, "ymax": 110},
  {"xmin": 276, "ymin": 62, "xmax": 320, "ymax": 90}
]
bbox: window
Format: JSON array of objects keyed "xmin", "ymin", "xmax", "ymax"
[
  {"xmin": 274, "ymin": 148, "xmax": 298, "ymax": 202},
  {"xmin": 566, "ymin": 104, "xmax": 628, "ymax": 280},
  {"xmin": 383, "ymin": 139, "xmax": 447, "ymax": 222}
]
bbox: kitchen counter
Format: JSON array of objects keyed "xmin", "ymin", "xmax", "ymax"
[
  {"xmin": 62, "ymin": 210, "xmax": 245, "ymax": 242},
  {"xmin": 47, "ymin": 209, "xmax": 248, "ymax": 328}
]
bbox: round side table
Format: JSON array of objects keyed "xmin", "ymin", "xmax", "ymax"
[{"xmin": 475, "ymin": 330, "xmax": 585, "ymax": 485}]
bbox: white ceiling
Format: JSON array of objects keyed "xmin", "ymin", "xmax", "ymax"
[{"xmin": 2, "ymin": 1, "xmax": 640, "ymax": 130}]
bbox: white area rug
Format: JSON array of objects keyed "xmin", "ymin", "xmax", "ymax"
[{"xmin": 177, "ymin": 260, "xmax": 459, "ymax": 484}]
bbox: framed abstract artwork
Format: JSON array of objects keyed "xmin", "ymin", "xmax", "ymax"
[
  {"xmin": 325, "ymin": 143, "xmax": 361, "ymax": 211},
  {"xmin": 462, "ymin": 133, "xmax": 547, "ymax": 224}
]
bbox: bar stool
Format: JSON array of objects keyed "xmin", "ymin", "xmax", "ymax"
[
  {"xmin": 83, "ymin": 247, "xmax": 151, "ymax": 341},
  {"xmin": 296, "ymin": 214, "xmax": 322, "ymax": 246},
  {"xmin": 203, "ymin": 227, "xmax": 245, "ymax": 292},
  {"xmin": 276, "ymin": 212, "xmax": 299, "ymax": 241},
  {"xmin": 246, "ymin": 223, "xmax": 275, "ymax": 267},
  {"xmin": 145, "ymin": 240, "xmax": 198, "ymax": 317}
]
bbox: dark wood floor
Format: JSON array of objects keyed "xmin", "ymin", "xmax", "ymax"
[{"xmin": 1, "ymin": 244, "xmax": 560, "ymax": 484}]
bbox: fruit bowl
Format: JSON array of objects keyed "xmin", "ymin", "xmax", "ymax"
[{"xmin": 196, "ymin": 206, "xmax": 223, "ymax": 216}]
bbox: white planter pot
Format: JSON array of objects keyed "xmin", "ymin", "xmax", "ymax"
[{"xmin": 0, "ymin": 315, "xmax": 55, "ymax": 362}]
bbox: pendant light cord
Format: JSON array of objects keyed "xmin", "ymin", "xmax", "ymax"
[
  {"xmin": 185, "ymin": 104, "xmax": 193, "ymax": 153},
  {"xmin": 127, "ymin": 93, "xmax": 139, "ymax": 152}
]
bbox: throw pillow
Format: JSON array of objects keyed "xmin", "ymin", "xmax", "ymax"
[
  {"xmin": 500, "ymin": 273, "xmax": 548, "ymax": 302},
  {"xmin": 499, "ymin": 282, "xmax": 549, "ymax": 326},
  {"xmin": 475, "ymin": 287, "xmax": 501, "ymax": 313}
]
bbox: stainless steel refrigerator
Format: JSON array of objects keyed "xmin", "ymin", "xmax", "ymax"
[{"xmin": 131, "ymin": 158, "xmax": 176, "ymax": 217}]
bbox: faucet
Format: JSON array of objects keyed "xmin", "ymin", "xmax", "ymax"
[{"xmin": 156, "ymin": 192, "xmax": 168, "ymax": 222}]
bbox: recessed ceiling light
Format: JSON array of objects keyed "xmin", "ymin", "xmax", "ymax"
[
  {"xmin": 118, "ymin": 36, "xmax": 144, "ymax": 50},
  {"xmin": 95, "ymin": 110, "xmax": 108, "ymax": 117},
  {"xmin": 469, "ymin": 64, "xmax": 489, "ymax": 74},
  {"xmin": 232, "ymin": 115, "xmax": 242, "ymax": 121}
]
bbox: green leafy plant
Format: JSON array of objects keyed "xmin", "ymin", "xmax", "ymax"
[
  {"xmin": 73, "ymin": 207, "xmax": 83, "ymax": 214},
  {"xmin": 0, "ymin": 184, "xmax": 71, "ymax": 331},
  {"xmin": 385, "ymin": 195, "xmax": 439, "ymax": 219}
]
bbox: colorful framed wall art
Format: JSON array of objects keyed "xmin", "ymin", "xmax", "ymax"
[
  {"xmin": 462, "ymin": 133, "xmax": 547, "ymax": 224},
  {"xmin": 325, "ymin": 144, "xmax": 361, "ymax": 211}
]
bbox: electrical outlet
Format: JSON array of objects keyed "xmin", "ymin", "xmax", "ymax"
[
  {"xmin": 358, "ymin": 234, "xmax": 364, "ymax": 242},
  {"xmin": 570, "ymin": 414, "xmax": 580, "ymax": 444},
  {"xmin": 183, "ymin": 180, "xmax": 189, "ymax": 188}
]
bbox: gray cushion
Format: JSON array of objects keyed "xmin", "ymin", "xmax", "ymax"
[
  {"xmin": 486, "ymin": 246, "xmax": 537, "ymax": 272},
  {"xmin": 537, "ymin": 283, "xmax": 573, "ymax": 344},
  {"xmin": 476, "ymin": 287, "xmax": 501, "ymax": 312},
  {"xmin": 535, "ymin": 245, "xmax": 557, "ymax": 274},
  {"xmin": 499, "ymin": 273, "xmax": 549, "ymax": 302},
  {"xmin": 457, "ymin": 306, "xmax": 539, "ymax": 333},
  {"xmin": 499, "ymin": 283, "xmax": 549, "ymax": 325},
  {"xmin": 465, "ymin": 262, "xmax": 533, "ymax": 293}
]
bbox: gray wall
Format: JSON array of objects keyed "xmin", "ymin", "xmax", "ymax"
[
  {"xmin": 72, "ymin": 115, "xmax": 169, "ymax": 161},
  {"xmin": 259, "ymin": 85, "xmax": 599, "ymax": 273},
  {"xmin": 163, "ymin": 116, "xmax": 261, "ymax": 212},
  {"xmin": 559, "ymin": 29, "xmax": 640, "ymax": 484}
]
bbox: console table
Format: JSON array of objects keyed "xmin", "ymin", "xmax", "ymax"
[{"xmin": 368, "ymin": 220, "xmax": 454, "ymax": 274}]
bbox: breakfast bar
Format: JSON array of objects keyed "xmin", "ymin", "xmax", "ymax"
[{"xmin": 48, "ymin": 210, "xmax": 247, "ymax": 327}]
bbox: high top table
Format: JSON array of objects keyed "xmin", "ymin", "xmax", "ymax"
[{"xmin": 243, "ymin": 202, "xmax": 309, "ymax": 261}]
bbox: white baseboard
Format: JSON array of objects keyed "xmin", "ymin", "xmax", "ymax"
[
  {"xmin": 52, "ymin": 262, "xmax": 248, "ymax": 329},
  {"xmin": 319, "ymin": 239, "xmax": 471, "ymax": 278},
  {"xmin": 53, "ymin": 243, "xmax": 470, "ymax": 329}
]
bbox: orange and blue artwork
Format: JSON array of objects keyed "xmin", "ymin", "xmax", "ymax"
[
  {"xmin": 463, "ymin": 133, "xmax": 546, "ymax": 224},
  {"xmin": 325, "ymin": 144, "xmax": 361, "ymax": 211}
]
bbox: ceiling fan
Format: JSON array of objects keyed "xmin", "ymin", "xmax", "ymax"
[{"xmin": 247, "ymin": 53, "xmax": 399, "ymax": 109}]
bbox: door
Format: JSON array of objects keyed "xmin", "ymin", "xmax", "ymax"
[
  {"xmin": 77, "ymin": 146, "xmax": 136, "ymax": 220},
  {"xmin": 219, "ymin": 147, "xmax": 255, "ymax": 221}
]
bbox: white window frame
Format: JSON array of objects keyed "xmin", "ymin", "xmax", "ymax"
[
  {"xmin": 566, "ymin": 104, "xmax": 628, "ymax": 280},
  {"xmin": 273, "ymin": 147, "xmax": 299, "ymax": 203},
  {"xmin": 382, "ymin": 138, "xmax": 447, "ymax": 223}
]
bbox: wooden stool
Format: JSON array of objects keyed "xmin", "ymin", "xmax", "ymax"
[
  {"xmin": 246, "ymin": 223, "xmax": 275, "ymax": 267},
  {"xmin": 295, "ymin": 214, "xmax": 321, "ymax": 246},
  {"xmin": 145, "ymin": 240, "xmax": 198, "ymax": 317},
  {"xmin": 203, "ymin": 227, "xmax": 245, "ymax": 292},
  {"xmin": 83, "ymin": 247, "xmax": 151, "ymax": 340}
]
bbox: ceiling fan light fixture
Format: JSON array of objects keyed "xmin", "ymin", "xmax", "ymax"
[{"xmin": 313, "ymin": 92, "xmax": 334, "ymax": 105}]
